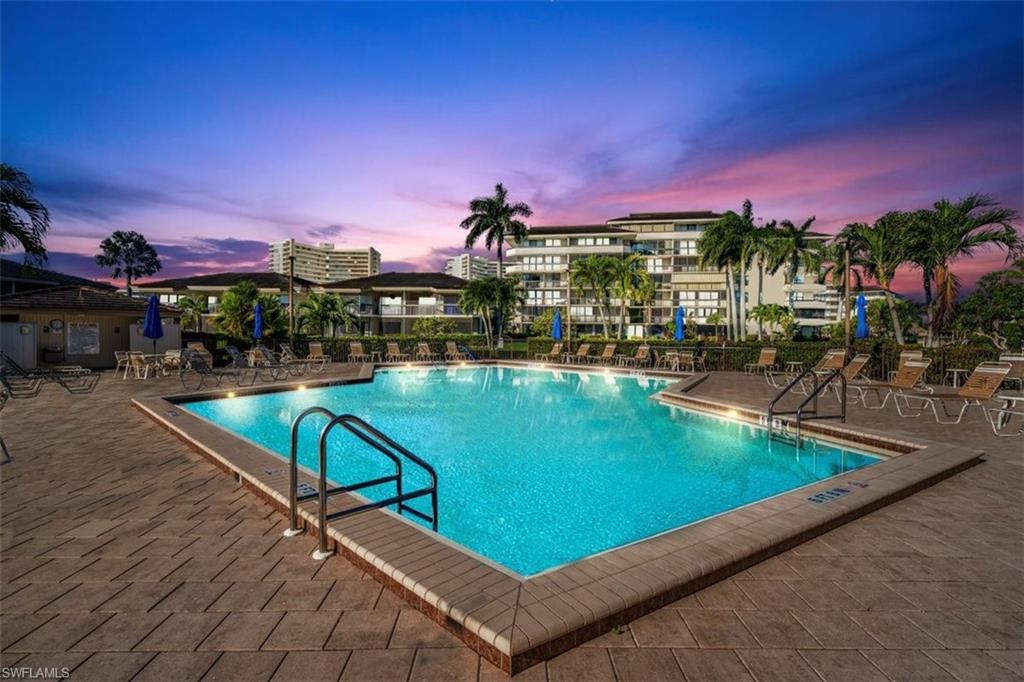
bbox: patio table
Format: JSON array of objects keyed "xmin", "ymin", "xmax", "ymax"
[
  {"xmin": 945, "ymin": 368, "xmax": 969, "ymax": 388},
  {"xmin": 785, "ymin": 361, "xmax": 804, "ymax": 372}
]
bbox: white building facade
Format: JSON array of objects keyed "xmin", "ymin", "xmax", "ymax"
[
  {"xmin": 443, "ymin": 254, "xmax": 498, "ymax": 281},
  {"xmin": 268, "ymin": 240, "xmax": 381, "ymax": 284}
]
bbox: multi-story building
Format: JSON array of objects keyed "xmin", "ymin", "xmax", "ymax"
[
  {"xmin": 321, "ymin": 272, "xmax": 477, "ymax": 335},
  {"xmin": 443, "ymin": 253, "xmax": 498, "ymax": 281},
  {"xmin": 506, "ymin": 211, "xmax": 793, "ymax": 337},
  {"xmin": 268, "ymin": 240, "xmax": 381, "ymax": 284}
]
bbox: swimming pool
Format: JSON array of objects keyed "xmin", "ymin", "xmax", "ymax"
[{"xmin": 181, "ymin": 366, "xmax": 880, "ymax": 575}]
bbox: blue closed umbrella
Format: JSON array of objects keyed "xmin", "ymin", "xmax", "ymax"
[
  {"xmin": 855, "ymin": 294, "xmax": 869, "ymax": 339},
  {"xmin": 551, "ymin": 310, "xmax": 562, "ymax": 341},
  {"xmin": 142, "ymin": 295, "xmax": 164, "ymax": 354},
  {"xmin": 253, "ymin": 302, "xmax": 264, "ymax": 340},
  {"xmin": 674, "ymin": 306, "xmax": 686, "ymax": 341}
]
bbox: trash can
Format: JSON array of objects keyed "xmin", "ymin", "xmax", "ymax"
[{"xmin": 42, "ymin": 347, "xmax": 64, "ymax": 364}]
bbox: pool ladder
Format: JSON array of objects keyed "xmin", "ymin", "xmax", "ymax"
[
  {"xmin": 767, "ymin": 367, "xmax": 847, "ymax": 448},
  {"xmin": 284, "ymin": 407, "xmax": 439, "ymax": 560}
]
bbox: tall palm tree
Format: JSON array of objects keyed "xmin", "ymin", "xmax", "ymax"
[
  {"xmin": 459, "ymin": 279, "xmax": 495, "ymax": 348},
  {"xmin": 298, "ymin": 292, "xmax": 357, "ymax": 336},
  {"xmin": 698, "ymin": 200, "xmax": 754, "ymax": 340},
  {"xmin": 768, "ymin": 216, "xmax": 823, "ymax": 285},
  {"xmin": 610, "ymin": 254, "xmax": 651, "ymax": 338},
  {"xmin": 633, "ymin": 276, "xmax": 657, "ymax": 332},
  {"xmin": 840, "ymin": 214, "xmax": 910, "ymax": 344},
  {"xmin": 177, "ymin": 294, "xmax": 208, "ymax": 332},
  {"xmin": 817, "ymin": 241, "xmax": 865, "ymax": 291},
  {"xmin": 460, "ymin": 182, "xmax": 532, "ymax": 278},
  {"xmin": 1, "ymin": 163, "xmax": 50, "ymax": 263},
  {"xmin": 569, "ymin": 255, "xmax": 616, "ymax": 337},
  {"xmin": 94, "ymin": 230, "xmax": 162, "ymax": 297},
  {"xmin": 213, "ymin": 280, "xmax": 287, "ymax": 339},
  {"xmin": 913, "ymin": 195, "xmax": 1020, "ymax": 344}
]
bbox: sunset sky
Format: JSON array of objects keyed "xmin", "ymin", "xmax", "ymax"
[{"xmin": 2, "ymin": 2, "xmax": 1021, "ymax": 295}]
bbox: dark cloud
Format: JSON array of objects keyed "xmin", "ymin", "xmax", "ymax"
[{"xmin": 306, "ymin": 224, "xmax": 347, "ymax": 239}]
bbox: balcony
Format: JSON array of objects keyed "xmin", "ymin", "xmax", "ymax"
[
  {"xmin": 506, "ymin": 244, "xmax": 628, "ymax": 258},
  {"xmin": 371, "ymin": 303, "xmax": 469, "ymax": 317},
  {"xmin": 505, "ymin": 263, "xmax": 568, "ymax": 274}
]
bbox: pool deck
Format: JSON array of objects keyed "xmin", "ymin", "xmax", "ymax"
[{"xmin": 2, "ymin": 363, "xmax": 1022, "ymax": 680}]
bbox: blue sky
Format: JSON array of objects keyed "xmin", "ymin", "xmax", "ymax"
[{"xmin": 2, "ymin": 2, "xmax": 1021, "ymax": 290}]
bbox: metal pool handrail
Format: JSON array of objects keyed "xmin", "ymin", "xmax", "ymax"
[
  {"xmin": 285, "ymin": 407, "xmax": 439, "ymax": 560},
  {"xmin": 767, "ymin": 367, "xmax": 847, "ymax": 448}
]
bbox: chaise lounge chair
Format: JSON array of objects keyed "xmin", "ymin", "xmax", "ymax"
[
  {"xmin": 415, "ymin": 343, "xmax": 439, "ymax": 362},
  {"xmin": 619, "ymin": 344, "xmax": 651, "ymax": 367},
  {"xmin": 535, "ymin": 343, "xmax": 563, "ymax": 362},
  {"xmin": 186, "ymin": 342, "xmax": 214, "ymax": 368},
  {"xmin": 853, "ymin": 358, "xmax": 932, "ymax": 413},
  {"xmin": 444, "ymin": 341, "xmax": 470, "ymax": 362},
  {"xmin": 0, "ymin": 350, "xmax": 99, "ymax": 394},
  {"xmin": 280, "ymin": 343, "xmax": 325, "ymax": 373},
  {"xmin": 179, "ymin": 349, "xmax": 237, "ymax": 389},
  {"xmin": 829, "ymin": 353, "xmax": 872, "ymax": 402},
  {"xmin": 565, "ymin": 343, "xmax": 591, "ymax": 364},
  {"xmin": 348, "ymin": 342, "xmax": 372, "ymax": 363},
  {"xmin": 591, "ymin": 344, "xmax": 617, "ymax": 365},
  {"xmin": 386, "ymin": 342, "xmax": 410, "ymax": 363},
  {"xmin": 307, "ymin": 342, "xmax": 332, "ymax": 365},
  {"xmin": 746, "ymin": 348, "xmax": 777, "ymax": 375},
  {"xmin": 894, "ymin": 361, "xmax": 1012, "ymax": 424}
]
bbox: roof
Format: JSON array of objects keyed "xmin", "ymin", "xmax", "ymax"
[
  {"xmin": 0, "ymin": 285, "xmax": 178, "ymax": 314},
  {"xmin": 1, "ymin": 259, "xmax": 116, "ymax": 290},
  {"xmin": 606, "ymin": 211, "xmax": 724, "ymax": 223},
  {"xmin": 135, "ymin": 271, "xmax": 316, "ymax": 291},
  {"xmin": 526, "ymin": 225, "xmax": 632, "ymax": 235},
  {"xmin": 321, "ymin": 272, "xmax": 468, "ymax": 290}
]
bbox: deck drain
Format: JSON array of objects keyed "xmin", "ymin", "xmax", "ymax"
[{"xmin": 296, "ymin": 483, "xmax": 317, "ymax": 496}]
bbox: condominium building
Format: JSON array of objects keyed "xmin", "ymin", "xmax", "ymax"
[
  {"xmin": 268, "ymin": 240, "xmax": 381, "ymax": 284},
  {"xmin": 506, "ymin": 211, "xmax": 793, "ymax": 337},
  {"xmin": 443, "ymin": 253, "xmax": 498, "ymax": 281}
]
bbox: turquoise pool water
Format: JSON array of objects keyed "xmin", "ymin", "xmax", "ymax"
[{"xmin": 182, "ymin": 366, "xmax": 880, "ymax": 575}]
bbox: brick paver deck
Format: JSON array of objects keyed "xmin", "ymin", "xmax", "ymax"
[{"xmin": 2, "ymin": 367, "xmax": 1021, "ymax": 680}]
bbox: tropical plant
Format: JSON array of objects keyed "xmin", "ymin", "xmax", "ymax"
[
  {"xmin": 632, "ymin": 276, "xmax": 657, "ymax": 329},
  {"xmin": 177, "ymin": 294, "xmax": 208, "ymax": 332},
  {"xmin": 698, "ymin": 199, "xmax": 756, "ymax": 340},
  {"xmin": 529, "ymin": 308, "xmax": 563, "ymax": 337},
  {"xmin": 460, "ymin": 182, "xmax": 532, "ymax": 278},
  {"xmin": 817, "ymin": 241, "xmax": 865, "ymax": 291},
  {"xmin": 213, "ymin": 280, "xmax": 287, "ymax": 339},
  {"xmin": 569, "ymin": 255, "xmax": 616, "ymax": 337},
  {"xmin": 866, "ymin": 297, "xmax": 920, "ymax": 343},
  {"xmin": 298, "ymin": 292, "xmax": 356, "ymax": 336},
  {"xmin": 0, "ymin": 164, "xmax": 49, "ymax": 263},
  {"xmin": 94, "ymin": 230, "xmax": 162, "ymax": 297},
  {"xmin": 610, "ymin": 254, "xmax": 651, "ymax": 338},
  {"xmin": 909, "ymin": 195, "xmax": 1020, "ymax": 345},
  {"xmin": 767, "ymin": 216, "xmax": 823, "ymax": 284},
  {"xmin": 839, "ymin": 215, "xmax": 911, "ymax": 344},
  {"xmin": 412, "ymin": 316, "xmax": 458, "ymax": 336},
  {"xmin": 950, "ymin": 259, "xmax": 1024, "ymax": 349},
  {"xmin": 458, "ymin": 276, "xmax": 524, "ymax": 349},
  {"xmin": 705, "ymin": 312, "xmax": 726, "ymax": 339}
]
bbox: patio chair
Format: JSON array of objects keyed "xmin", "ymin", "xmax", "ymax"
[
  {"xmin": 620, "ymin": 344, "xmax": 651, "ymax": 367},
  {"xmin": 307, "ymin": 342, "xmax": 332, "ymax": 364},
  {"xmin": 887, "ymin": 350, "xmax": 930, "ymax": 393},
  {"xmin": 998, "ymin": 353, "xmax": 1024, "ymax": 392},
  {"xmin": 348, "ymin": 341, "xmax": 372, "ymax": 363},
  {"xmin": 894, "ymin": 361, "xmax": 1012, "ymax": 424},
  {"xmin": 591, "ymin": 344, "xmax": 617, "ymax": 365},
  {"xmin": 186, "ymin": 342, "xmax": 214, "ymax": 368},
  {"xmin": 830, "ymin": 353, "xmax": 871, "ymax": 402},
  {"xmin": 0, "ymin": 372, "xmax": 43, "ymax": 399},
  {"xmin": 415, "ymin": 343, "xmax": 439, "ymax": 362},
  {"xmin": 385, "ymin": 342, "xmax": 410, "ymax": 362},
  {"xmin": 179, "ymin": 349, "xmax": 237, "ymax": 390},
  {"xmin": 986, "ymin": 398, "xmax": 1024, "ymax": 438},
  {"xmin": 114, "ymin": 350, "xmax": 130, "ymax": 377},
  {"xmin": 124, "ymin": 351, "xmax": 160, "ymax": 379},
  {"xmin": 445, "ymin": 341, "xmax": 471, "ymax": 361},
  {"xmin": 535, "ymin": 343, "xmax": 562, "ymax": 362},
  {"xmin": 853, "ymin": 358, "xmax": 932, "ymax": 413},
  {"xmin": 255, "ymin": 344, "xmax": 304, "ymax": 376},
  {"xmin": 654, "ymin": 349, "xmax": 679, "ymax": 371},
  {"xmin": 693, "ymin": 350, "xmax": 708, "ymax": 372},
  {"xmin": 280, "ymin": 343, "xmax": 324, "ymax": 373},
  {"xmin": 745, "ymin": 348, "xmax": 777, "ymax": 374},
  {"xmin": 0, "ymin": 350, "xmax": 99, "ymax": 394},
  {"xmin": 677, "ymin": 350, "xmax": 696, "ymax": 373},
  {"xmin": 225, "ymin": 346, "xmax": 279, "ymax": 383},
  {"xmin": 565, "ymin": 343, "xmax": 591, "ymax": 364}
]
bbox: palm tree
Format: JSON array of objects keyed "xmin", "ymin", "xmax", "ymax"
[
  {"xmin": 214, "ymin": 280, "xmax": 287, "ymax": 339},
  {"xmin": 460, "ymin": 183, "xmax": 532, "ymax": 278},
  {"xmin": 705, "ymin": 312, "xmax": 725, "ymax": 340},
  {"xmin": 912, "ymin": 195, "xmax": 1020, "ymax": 344},
  {"xmin": 569, "ymin": 255, "xmax": 616, "ymax": 337},
  {"xmin": 817, "ymin": 241, "xmax": 865, "ymax": 291},
  {"xmin": 298, "ymin": 292, "xmax": 356, "ymax": 337},
  {"xmin": 1, "ymin": 163, "xmax": 50, "ymax": 263},
  {"xmin": 698, "ymin": 200, "xmax": 755, "ymax": 340},
  {"xmin": 459, "ymin": 279, "xmax": 495, "ymax": 348},
  {"xmin": 94, "ymin": 230, "xmax": 161, "ymax": 297},
  {"xmin": 177, "ymin": 294, "xmax": 208, "ymax": 332},
  {"xmin": 768, "ymin": 216, "xmax": 823, "ymax": 284},
  {"xmin": 610, "ymin": 254, "xmax": 651, "ymax": 338},
  {"xmin": 492, "ymin": 276, "xmax": 525, "ymax": 339},
  {"xmin": 633, "ymin": 276, "xmax": 657, "ymax": 332},
  {"xmin": 840, "ymin": 214, "xmax": 911, "ymax": 344}
]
